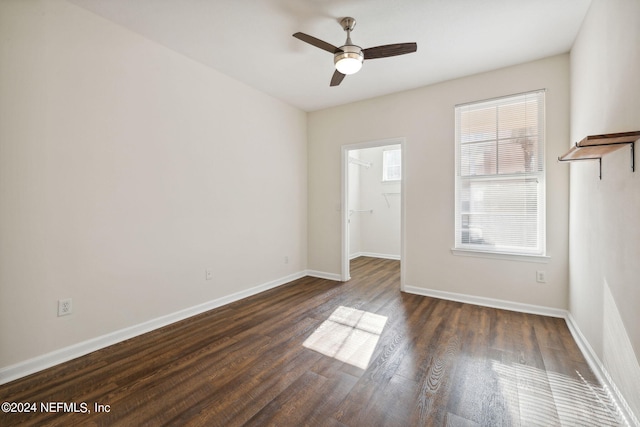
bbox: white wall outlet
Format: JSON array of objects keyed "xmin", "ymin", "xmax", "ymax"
[
  {"xmin": 58, "ymin": 298, "xmax": 72, "ymax": 316},
  {"xmin": 205, "ymin": 269, "xmax": 213, "ymax": 280},
  {"xmin": 536, "ymin": 271, "xmax": 547, "ymax": 283},
  {"xmin": 284, "ymin": 256, "xmax": 289, "ymax": 264}
]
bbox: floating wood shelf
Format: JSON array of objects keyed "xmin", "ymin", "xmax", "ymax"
[{"xmin": 558, "ymin": 131, "xmax": 640, "ymax": 179}]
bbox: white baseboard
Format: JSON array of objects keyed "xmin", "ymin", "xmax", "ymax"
[
  {"xmin": 305, "ymin": 270, "xmax": 342, "ymax": 281},
  {"xmin": 403, "ymin": 284, "xmax": 637, "ymax": 426},
  {"xmin": 0, "ymin": 270, "xmax": 308, "ymax": 385},
  {"xmin": 349, "ymin": 252, "xmax": 401, "ymax": 261},
  {"xmin": 403, "ymin": 285, "xmax": 566, "ymax": 318},
  {"xmin": 565, "ymin": 313, "xmax": 639, "ymax": 427}
]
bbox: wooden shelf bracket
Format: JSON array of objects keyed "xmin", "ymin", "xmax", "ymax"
[{"xmin": 558, "ymin": 131, "xmax": 640, "ymax": 179}]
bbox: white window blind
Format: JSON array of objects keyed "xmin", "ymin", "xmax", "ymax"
[
  {"xmin": 382, "ymin": 149, "xmax": 401, "ymax": 181},
  {"xmin": 454, "ymin": 90, "xmax": 545, "ymax": 256}
]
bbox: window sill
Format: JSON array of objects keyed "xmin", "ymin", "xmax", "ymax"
[{"xmin": 451, "ymin": 248, "xmax": 550, "ymax": 263}]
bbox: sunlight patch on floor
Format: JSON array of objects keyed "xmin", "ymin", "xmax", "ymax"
[
  {"xmin": 303, "ymin": 306, "xmax": 388, "ymax": 369},
  {"xmin": 492, "ymin": 360, "xmax": 624, "ymax": 426}
]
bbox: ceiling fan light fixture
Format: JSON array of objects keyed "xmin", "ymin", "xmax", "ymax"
[{"xmin": 334, "ymin": 47, "xmax": 364, "ymax": 75}]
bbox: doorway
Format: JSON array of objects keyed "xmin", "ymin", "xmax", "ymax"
[{"xmin": 341, "ymin": 138, "xmax": 405, "ymax": 284}]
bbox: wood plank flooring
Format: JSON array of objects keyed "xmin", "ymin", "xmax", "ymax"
[{"xmin": 0, "ymin": 257, "xmax": 625, "ymax": 426}]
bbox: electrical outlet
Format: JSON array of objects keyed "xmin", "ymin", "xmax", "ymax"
[
  {"xmin": 205, "ymin": 269, "xmax": 213, "ymax": 280},
  {"xmin": 58, "ymin": 298, "xmax": 72, "ymax": 316},
  {"xmin": 284, "ymin": 256, "xmax": 289, "ymax": 264},
  {"xmin": 536, "ymin": 271, "xmax": 547, "ymax": 283}
]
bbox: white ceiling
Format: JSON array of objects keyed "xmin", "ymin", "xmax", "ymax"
[{"xmin": 68, "ymin": 0, "xmax": 592, "ymax": 112}]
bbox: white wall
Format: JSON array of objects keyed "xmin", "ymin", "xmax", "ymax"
[
  {"xmin": 348, "ymin": 146, "xmax": 401, "ymax": 260},
  {"xmin": 570, "ymin": 0, "xmax": 640, "ymax": 421},
  {"xmin": 0, "ymin": 0, "xmax": 307, "ymax": 370},
  {"xmin": 309, "ymin": 54, "xmax": 570, "ymax": 309}
]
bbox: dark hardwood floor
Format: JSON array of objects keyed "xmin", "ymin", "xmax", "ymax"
[{"xmin": 0, "ymin": 257, "xmax": 624, "ymax": 426}]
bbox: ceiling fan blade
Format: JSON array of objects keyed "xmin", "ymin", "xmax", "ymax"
[
  {"xmin": 330, "ymin": 70, "xmax": 346, "ymax": 87},
  {"xmin": 293, "ymin": 32, "xmax": 341, "ymax": 54},
  {"xmin": 363, "ymin": 42, "xmax": 417, "ymax": 60}
]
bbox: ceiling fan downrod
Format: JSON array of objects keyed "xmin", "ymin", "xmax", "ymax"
[{"xmin": 341, "ymin": 17, "xmax": 357, "ymax": 44}]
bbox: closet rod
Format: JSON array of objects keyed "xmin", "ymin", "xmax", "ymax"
[{"xmin": 348, "ymin": 157, "xmax": 372, "ymax": 168}]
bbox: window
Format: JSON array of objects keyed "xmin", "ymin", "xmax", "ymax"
[
  {"xmin": 382, "ymin": 148, "xmax": 401, "ymax": 181},
  {"xmin": 454, "ymin": 90, "xmax": 545, "ymax": 256}
]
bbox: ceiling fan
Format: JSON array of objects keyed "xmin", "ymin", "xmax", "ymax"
[{"xmin": 293, "ymin": 17, "xmax": 417, "ymax": 87}]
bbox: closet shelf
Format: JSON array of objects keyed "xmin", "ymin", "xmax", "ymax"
[
  {"xmin": 349, "ymin": 157, "xmax": 372, "ymax": 168},
  {"xmin": 558, "ymin": 131, "xmax": 640, "ymax": 179}
]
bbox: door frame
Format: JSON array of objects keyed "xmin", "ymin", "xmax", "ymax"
[{"xmin": 341, "ymin": 137, "xmax": 406, "ymax": 286}]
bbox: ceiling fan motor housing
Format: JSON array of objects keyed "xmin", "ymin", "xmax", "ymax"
[{"xmin": 334, "ymin": 45, "xmax": 364, "ymax": 75}]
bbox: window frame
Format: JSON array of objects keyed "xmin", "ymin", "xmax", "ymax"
[
  {"xmin": 453, "ymin": 90, "xmax": 547, "ymax": 258},
  {"xmin": 382, "ymin": 148, "xmax": 402, "ymax": 182}
]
